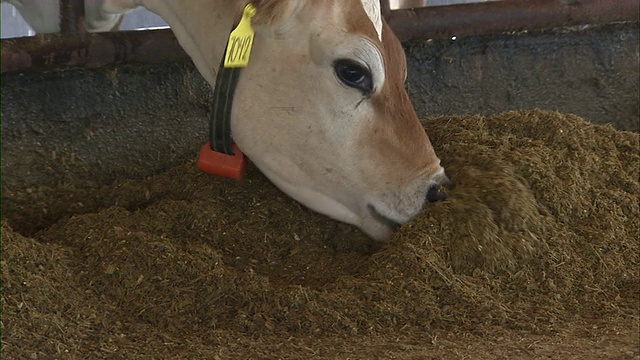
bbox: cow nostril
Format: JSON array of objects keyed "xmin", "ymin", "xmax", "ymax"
[{"xmin": 426, "ymin": 184, "xmax": 447, "ymax": 203}]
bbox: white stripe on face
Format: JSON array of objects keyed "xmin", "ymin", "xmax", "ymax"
[{"xmin": 359, "ymin": 0, "xmax": 383, "ymax": 41}]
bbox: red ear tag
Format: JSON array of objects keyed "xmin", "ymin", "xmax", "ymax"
[{"xmin": 197, "ymin": 141, "xmax": 247, "ymax": 181}]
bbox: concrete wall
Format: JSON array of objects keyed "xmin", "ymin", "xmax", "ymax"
[
  {"xmin": 1, "ymin": 22, "xmax": 638, "ymax": 192},
  {"xmin": 405, "ymin": 22, "xmax": 639, "ymax": 132}
]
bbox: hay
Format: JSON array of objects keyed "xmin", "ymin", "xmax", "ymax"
[{"xmin": 2, "ymin": 110, "xmax": 638, "ymax": 359}]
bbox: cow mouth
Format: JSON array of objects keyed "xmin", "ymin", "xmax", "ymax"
[{"xmin": 367, "ymin": 204, "xmax": 402, "ymax": 231}]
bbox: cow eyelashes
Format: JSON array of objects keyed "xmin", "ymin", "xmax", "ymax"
[{"xmin": 333, "ymin": 59, "xmax": 373, "ymax": 95}]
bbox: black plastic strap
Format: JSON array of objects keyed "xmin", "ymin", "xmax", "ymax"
[{"xmin": 210, "ymin": 49, "xmax": 242, "ymax": 155}]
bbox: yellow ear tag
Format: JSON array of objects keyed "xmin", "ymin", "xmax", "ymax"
[{"xmin": 224, "ymin": 4, "xmax": 257, "ymax": 68}]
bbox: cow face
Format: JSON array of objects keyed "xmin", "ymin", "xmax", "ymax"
[{"xmin": 231, "ymin": 0, "xmax": 448, "ymax": 241}]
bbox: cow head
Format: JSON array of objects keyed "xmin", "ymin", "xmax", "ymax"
[
  {"xmin": 7, "ymin": 0, "xmax": 446, "ymax": 241},
  {"xmin": 232, "ymin": 0, "xmax": 448, "ymax": 241}
]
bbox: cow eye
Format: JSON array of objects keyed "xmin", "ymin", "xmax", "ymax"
[{"xmin": 333, "ymin": 59, "xmax": 373, "ymax": 94}]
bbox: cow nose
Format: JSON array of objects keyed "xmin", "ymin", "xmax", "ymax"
[
  {"xmin": 425, "ymin": 173, "xmax": 451, "ymax": 203},
  {"xmin": 426, "ymin": 184, "xmax": 447, "ymax": 203}
]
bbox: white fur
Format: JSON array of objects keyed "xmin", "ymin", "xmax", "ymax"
[
  {"xmin": 349, "ymin": 38, "xmax": 386, "ymax": 93},
  {"xmin": 359, "ymin": 0, "xmax": 383, "ymax": 41}
]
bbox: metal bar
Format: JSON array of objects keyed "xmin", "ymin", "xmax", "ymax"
[
  {"xmin": 59, "ymin": 0, "xmax": 86, "ymax": 36},
  {"xmin": 1, "ymin": 29, "xmax": 188, "ymax": 74},
  {"xmin": 1, "ymin": 0, "xmax": 638, "ymax": 73},
  {"xmin": 386, "ymin": 0, "xmax": 640, "ymax": 42}
]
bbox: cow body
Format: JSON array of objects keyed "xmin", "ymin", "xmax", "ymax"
[{"xmin": 5, "ymin": 0, "xmax": 448, "ymax": 241}]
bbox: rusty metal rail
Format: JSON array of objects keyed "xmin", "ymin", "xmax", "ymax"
[
  {"xmin": 1, "ymin": 30, "xmax": 187, "ymax": 73},
  {"xmin": 1, "ymin": 0, "xmax": 639, "ymax": 73},
  {"xmin": 388, "ymin": 0, "xmax": 640, "ymax": 42}
]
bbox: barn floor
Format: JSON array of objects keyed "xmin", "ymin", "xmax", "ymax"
[{"xmin": 2, "ymin": 110, "xmax": 639, "ymax": 359}]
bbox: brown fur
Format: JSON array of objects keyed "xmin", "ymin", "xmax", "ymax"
[
  {"xmin": 252, "ymin": 0, "xmax": 308, "ymax": 27},
  {"xmin": 343, "ymin": 1, "xmax": 437, "ymax": 176},
  {"xmin": 375, "ymin": 21, "xmax": 436, "ymax": 171}
]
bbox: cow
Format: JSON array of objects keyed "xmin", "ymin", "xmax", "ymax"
[{"xmin": 4, "ymin": 0, "xmax": 449, "ymax": 241}]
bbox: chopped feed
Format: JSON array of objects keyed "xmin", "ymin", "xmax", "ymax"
[{"xmin": 2, "ymin": 110, "xmax": 638, "ymax": 359}]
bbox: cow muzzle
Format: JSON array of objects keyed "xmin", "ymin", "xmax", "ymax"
[{"xmin": 425, "ymin": 172, "xmax": 451, "ymax": 203}]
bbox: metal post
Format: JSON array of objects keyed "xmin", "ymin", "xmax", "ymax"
[
  {"xmin": 59, "ymin": 0, "xmax": 86, "ymax": 36},
  {"xmin": 386, "ymin": 0, "xmax": 640, "ymax": 41}
]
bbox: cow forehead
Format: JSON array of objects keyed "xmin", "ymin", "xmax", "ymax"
[
  {"xmin": 337, "ymin": 0, "xmax": 384, "ymax": 46},
  {"xmin": 359, "ymin": 0, "xmax": 383, "ymax": 41}
]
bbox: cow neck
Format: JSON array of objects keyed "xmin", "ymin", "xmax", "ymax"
[{"xmin": 209, "ymin": 3, "xmax": 256, "ymax": 155}]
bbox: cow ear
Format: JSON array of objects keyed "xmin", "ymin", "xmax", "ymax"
[{"xmin": 252, "ymin": 0, "xmax": 307, "ymax": 36}]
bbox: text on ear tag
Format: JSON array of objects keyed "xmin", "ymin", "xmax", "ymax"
[{"xmin": 224, "ymin": 4, "xmax": 257, "ymax": 68}]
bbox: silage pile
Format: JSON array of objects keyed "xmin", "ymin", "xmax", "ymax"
[{"xmin": 2, "ymin": 110, "xmax": 638, "ymax": 359}]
